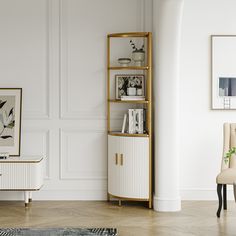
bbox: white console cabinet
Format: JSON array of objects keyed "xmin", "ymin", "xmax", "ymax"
[
  {"xmin": 108, "ymin": 135, "xmax": 149, "ymax": 200},
  {"xmin": 0, "ymin": 156, "xmax": 43, "ymax": 206}
]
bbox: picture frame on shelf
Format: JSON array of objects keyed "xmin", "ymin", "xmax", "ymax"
[
  {"xmin": 0, "ymin": 88, "xmax": 22, "ymax": 156},
  {"xmin": 115, "ymin": 74, "xmax": 145, "ymax": 99}
]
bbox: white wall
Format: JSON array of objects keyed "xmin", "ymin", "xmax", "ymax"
[
  {"xmin": 2, "ymin": 0, "xmax": 233, "ymax": 202},
  {"xmin": 180, "ymin": 0, "xmax": 236, "ymax": 200},
  {"xmin": 0, "ymin": 0, "xmax": 152, "ymax": 200}
]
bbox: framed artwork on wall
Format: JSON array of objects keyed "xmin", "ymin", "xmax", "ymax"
[
  {"xmin": 115, "ymin": 74, "xmax": 145, "ymax": 99},
  {"xmin": 211, "ymin": 35, "xmax": 236, "ymax": 109},
  {"xmin": 0, "ymin": 88, "xmax": 22, "ymax": 156}
]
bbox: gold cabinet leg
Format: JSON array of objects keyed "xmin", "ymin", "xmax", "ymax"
[{"xmin": 148, "ymin": 199, "xmax": 152, "ymax": 209}]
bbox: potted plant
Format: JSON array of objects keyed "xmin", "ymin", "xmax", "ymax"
[{"xmin": 130, "ymin": 40, "xmax": 145, "ymax": 66}]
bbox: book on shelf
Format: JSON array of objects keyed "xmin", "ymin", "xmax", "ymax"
[
  {"xmin": 121, "ymin": 113, "xmax": 127, "ymax": 133},
  {"xmin": 128, "ymin": 108, "xmax": 146, "ymax": 134},
  {"xmin": 128, "ymin": 109, "xmax": 135, "ymax": 134},
  {"xmin": 121, "ymin": 96, "xmax": 145, "ymax": 101}
]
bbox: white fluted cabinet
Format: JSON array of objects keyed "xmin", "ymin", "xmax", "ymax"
[
  {"xmin": 108, "ymin": 135, "xmax": 149, "ymax": 200},
  {"xmin": 0, "ymin": 156, "xmax": 44, "ymax": 206}
]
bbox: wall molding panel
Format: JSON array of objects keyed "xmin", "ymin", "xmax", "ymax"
[
  {"xmin": 60, "ymin": 129, "xmax": 107, "ymax": 180},
  {"xmin": 59, "ymin": 0, "xmax": 106, "ymax": 120},
  {"xmin": 24, "ymin": 0, "xmax": 52, "ymax": 120}
]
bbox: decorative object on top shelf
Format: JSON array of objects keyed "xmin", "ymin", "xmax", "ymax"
[
  {"xmin": 115, "ymin": 74, "xmax": 144, "ymax": 99},
  {"xmin": 130, "ymin": 40, "xmax": 145, "ymax": 66},
  {"xmin": 117, "ymin": 58, "xmax": 131, "ymax": 67},
  {"xmin": 0, "ymin": 88, "xmax": 22, "ymax": 156}
]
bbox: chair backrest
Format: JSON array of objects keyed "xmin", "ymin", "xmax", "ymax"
[{"xmin": 222, "ymin": 123, "xmax": 236, "ymax": 170}]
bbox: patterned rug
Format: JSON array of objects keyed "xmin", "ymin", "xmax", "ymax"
[{"xmin": 0, "ymin": 228, "xmax": 117, "ymax": 236}]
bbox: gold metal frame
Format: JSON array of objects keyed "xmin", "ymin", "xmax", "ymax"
[
  {"xmin": 108, "ymin": 193, "xmax": 149, "ymax": 201},
  {"xmin": 107, "ymin": 32, "xmax": 153, "ymax": 208}
]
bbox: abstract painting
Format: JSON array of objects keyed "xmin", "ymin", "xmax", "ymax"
[{"xmin": 0, "ymin": 88, "xmax": 22, "ymax": 156}]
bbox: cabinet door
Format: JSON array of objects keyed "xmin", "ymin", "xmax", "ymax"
[
  {"xmin": 0, "ymin": 163, "xmax": 29, "ymax": 189},
  {"xmin": 119, "ymin": 137, "xmax": 149, "ymax": 199},
  {"xmin": 108, "ymin": 135, "xmax": 120, "ymax": 196}
]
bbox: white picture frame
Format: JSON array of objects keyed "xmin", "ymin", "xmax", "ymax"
[{"xmin": 212, "ymin": 35, "xmax": 236, "ymax": 109}]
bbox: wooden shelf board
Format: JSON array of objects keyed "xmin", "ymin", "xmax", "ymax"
[
  {"xmin": 108, "ymin": 131, "xmax": 149, "ymax": 137},
  {"xmin": 108, "ymin": 99, "xmax": 149, "ymax": 104},
  {"xmin": 108, "ymin": 32, "xmax": 149, "ymax": 38},
  {"xmin": 108, "ymin": 66, "xmax": 149, "ymax": 70}
]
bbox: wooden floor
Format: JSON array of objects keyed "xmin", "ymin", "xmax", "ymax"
[{"xmin": 0, "ymin": 201, "xmax": 235, "ymax": 236}]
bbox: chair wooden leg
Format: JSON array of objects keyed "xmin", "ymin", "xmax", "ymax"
[
  {"xmin": 223, "ymin": 184, "xmax": 227, "ymax": 210},
  {"xmin": 216, "ymin": 184, "xmax": 222, "ymax": 218},
  {"xmin": 217, "ymin": 184, "xmax": 223, "ymax": 218}
]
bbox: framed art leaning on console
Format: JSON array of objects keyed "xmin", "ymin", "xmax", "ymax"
[
  {"xmin": 212, "ymin": 35, "xmax": 236, "ymax": 109},
  {"xmin": 0, "ymin": 88, "xmax": 22, "ymax": 156}
]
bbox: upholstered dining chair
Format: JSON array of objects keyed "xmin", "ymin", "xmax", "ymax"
[{"xmin": 216, "ymin": 123, "xmax": 236, "ymax": 217}]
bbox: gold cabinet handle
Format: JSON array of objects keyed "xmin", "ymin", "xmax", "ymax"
[
  {"xmin": 115, "ymin": 153, "xmax": 118, "ymax": 165},
  {"xmin": 0, "ymin": 174, "xmax": 2, "ymax": 176},
  {"xmin": 120, "ymin": 154, "xmax": 123, "ymax": 166}
]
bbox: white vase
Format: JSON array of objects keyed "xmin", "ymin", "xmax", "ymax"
[
  {"xmin": 132, "ymin": 51, "xmax": 145, "ymax": 66},
  {"xmin": 137, "ymin": 88, "xmax": 143, "ymax": 96},
  {"xmin": 127, "ymin": 87, "xmax": 136, "ymax": 96}
]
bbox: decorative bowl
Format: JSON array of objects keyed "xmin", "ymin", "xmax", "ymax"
[{"xmin": 118, "ymin": 58, "xmax": 131, "ymax": 67}]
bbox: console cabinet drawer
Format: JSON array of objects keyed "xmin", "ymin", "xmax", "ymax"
[{"xmin": 0, "ymin": 162, "xmax": 43, "ymax": 190}]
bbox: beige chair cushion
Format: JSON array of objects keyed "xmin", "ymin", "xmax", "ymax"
[{"xmin": 216, "ymin": 168, "xmax": 236, "ymax": 184}]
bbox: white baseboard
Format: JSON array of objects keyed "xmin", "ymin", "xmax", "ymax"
[
  {"xmin": 0, "ymin": 188, "xmax": 233, "ymax": 201},
  {"xmin": 0, "ymin": 190, "xmax": 107, "ymax": 201},
  {"xmin": 180, "ymin": 188, "xmax": 235, "ymax": 200}
]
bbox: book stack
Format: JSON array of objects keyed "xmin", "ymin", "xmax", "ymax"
[
  {"xmin": 121, "ymin": 96, "xmax": 145, "ymax": 101},
  {"xmin": 121, "ymin": 109, "xmax": 145, "ymax": 134}
]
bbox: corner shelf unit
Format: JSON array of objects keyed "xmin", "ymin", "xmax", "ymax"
[{"xmin": 107, "ymin": 32, "xmax": 153, "ymax": 208}]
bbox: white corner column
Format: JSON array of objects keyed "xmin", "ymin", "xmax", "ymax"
[{"xmin": 153, "ymin": 0, "xmax": 184, "ymax": 211}]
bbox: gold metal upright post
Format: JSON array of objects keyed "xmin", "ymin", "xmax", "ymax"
[
  {"xmin": 107, "ymin": 36, "xmax": 110, "ymax": 132},
  {"xmin": 148, "ymin": 32, "xmax": 153, "ymax": 209}
]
